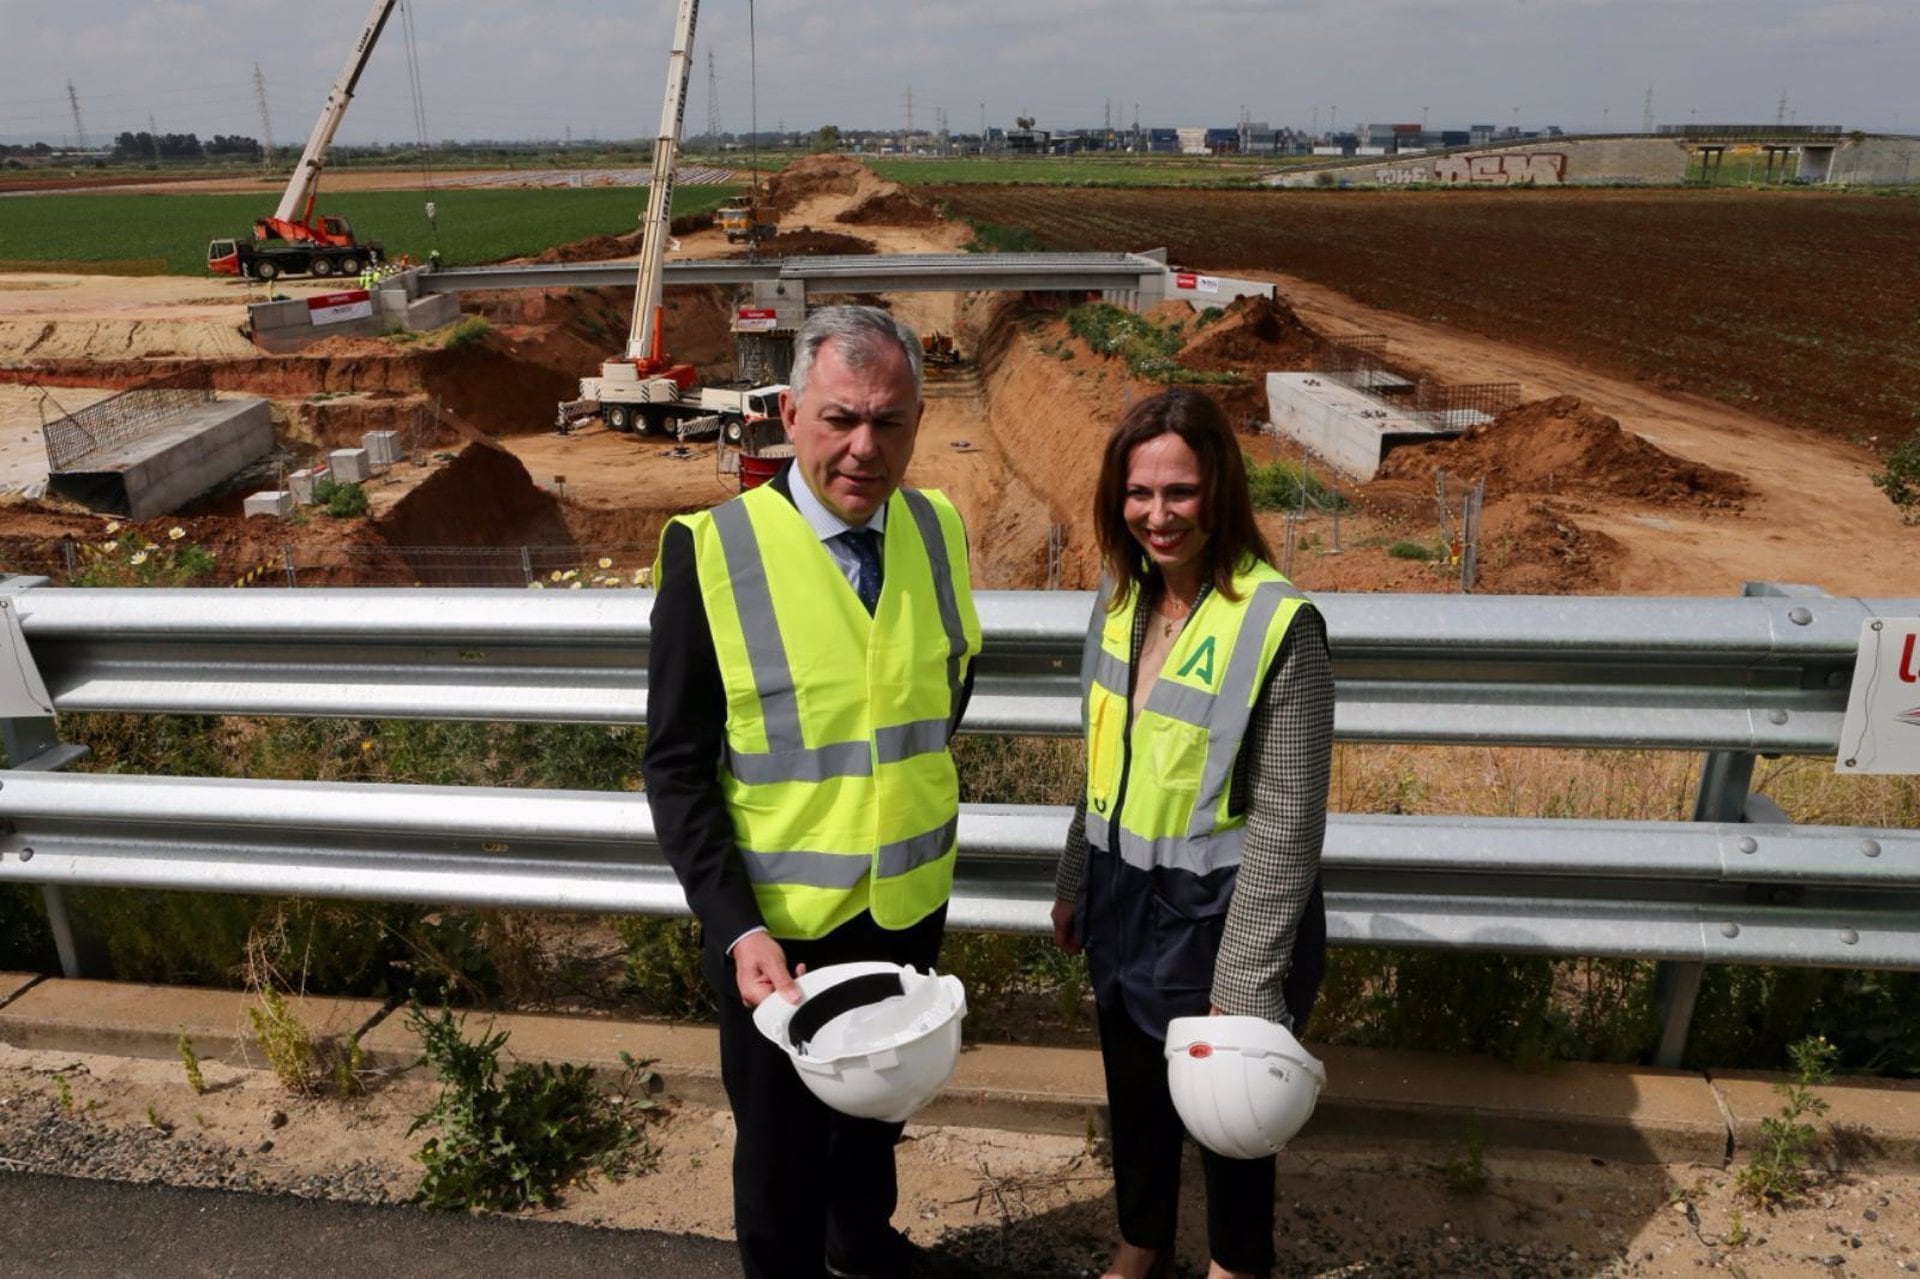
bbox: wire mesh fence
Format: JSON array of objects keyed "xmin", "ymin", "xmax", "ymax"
[{"xmin": 43, "ymin": 389, "xmax": 217, "ymax": 472}]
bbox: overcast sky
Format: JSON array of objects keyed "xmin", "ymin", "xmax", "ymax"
[{"xmin": 1, "ymin": 0, "xmax": 1915, "ymax": 148}]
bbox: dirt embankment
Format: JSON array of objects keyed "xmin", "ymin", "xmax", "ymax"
[
  {"xmin": 377, "ymin": 441, "xmax": 571, "ymax": 551},
  {"xmin": 1379, "ymin": 395, "xmax": 1751, "ymax": 510}
]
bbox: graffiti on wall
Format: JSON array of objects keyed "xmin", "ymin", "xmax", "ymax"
[
  {"xmin": 1376, "ymin": 165, "xmax": 1429, "ymax": 185},
  {"xmin": 1432, "ymin": 152, "xmax": 1569, "ymax": 186}
]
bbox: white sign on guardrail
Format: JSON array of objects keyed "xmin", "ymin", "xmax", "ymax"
[{"xmin": 1836, "ymin": 618, "xmax": 1920, "ymax": 774}]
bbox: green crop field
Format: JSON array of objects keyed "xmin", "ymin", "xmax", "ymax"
[
  {"xmin": 865, "ymin": 154, "xmax": 1315, "ymax": 187},
  {"xmin": 0, "ymin": 185, "xmax": 739, "ymax": 276}
]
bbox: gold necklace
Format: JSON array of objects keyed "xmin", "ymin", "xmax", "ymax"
[{"xmin": 1156, "ymin": 587, "xmax": 1195, "ymax": 639}]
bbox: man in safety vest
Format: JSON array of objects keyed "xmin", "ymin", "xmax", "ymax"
[{"xmin": 643, "ymin": 305, "xmax": 981, "ymax": 1279}]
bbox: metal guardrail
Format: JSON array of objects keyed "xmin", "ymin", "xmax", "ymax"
[
  {"xmin": 0, "ymin": 583, "xmax": 1915, "ymax": 1063},
  {"xmin": 10, "ymin": 587, "xmax": 1877, "ymax": 748}
]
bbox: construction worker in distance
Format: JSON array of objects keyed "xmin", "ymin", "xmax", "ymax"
[{"xmin": 642, "ymin": 305, "xmax": 981, "ymax": 1279}]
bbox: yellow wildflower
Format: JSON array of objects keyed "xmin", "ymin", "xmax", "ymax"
[
  {"xmin": 129, "ymin": 550, "xmax": 149, "ymax": 566},
  {"xmin": 597, "ymin": 557, "xmax": 613, "ymax": 569},
  {"xmin": 168, "ymin": 527, "xmax": 186, "ymax": 541},
  {"xmin": 568, "ymin": 580, "xmax": 583, "ymax": 589},
  {"xmin": 549, "ymin": 570, "xmax": 564, "ymax": 582}
]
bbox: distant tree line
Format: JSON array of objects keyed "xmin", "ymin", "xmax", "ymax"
[{"xmin": 110, "ymin": 132, "xmax": 261, "ymax": 161}]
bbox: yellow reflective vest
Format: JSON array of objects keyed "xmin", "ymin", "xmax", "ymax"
[
  {"xmin": 1082, "ymin": 559, "xmax": 1308, "ymax": 874},
  {"xmin": 660, "ymin": 483, "xmax": 982, "ymax": 940}
]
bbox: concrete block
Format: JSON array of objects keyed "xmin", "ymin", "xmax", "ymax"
[
  {"xmin": 361, "ymin": 432, "xmax": 400, "ymax": 466},
  {"xmin": 287, "ymin": 466, "xmax": 327, "ymax": 505},
  {"xmin": 1715, "ymin": 1070, "xmax": 1920, "ymax": 1169},
  {"xmin": 406, "ymin": 292, "xmax": 460, "ymax": 331},
  {"xmin": 0, "ymin": 972, "xmax": 43, "ymax": 1009},
  {"xmin": 0, "ymin": 978, "xmax": 385, "ymax": 1067},
  {"xmin": 243, "ymin": 490, "xmax": 293, "ymax": 519},
  {"xmin": 48, "ymin": 399, "xmax": 273, "ymax": 521},
  {"xmin": 1268, "ymin": 372, "xmax": 1455, "ymax": 481},
  {"xmin": 327, "ymin": 448, "xmax": 370, "ymax": 483}
]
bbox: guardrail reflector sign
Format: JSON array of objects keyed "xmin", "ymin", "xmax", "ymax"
[
  {"xmin": 1836, "ymin": 618, "xmax": 1920, "ymax": 773},
  {"xmin": 308, "ymin": 290, "xmax": 373, "ymax": 326}
]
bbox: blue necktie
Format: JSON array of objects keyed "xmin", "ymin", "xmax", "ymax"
[{"xmin": 841, "ymin": 528, "xmax": 881, "ymax": 615}]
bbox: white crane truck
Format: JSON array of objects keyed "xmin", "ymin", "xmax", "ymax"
[{"xmin": 558, "ymin": 0, "xmax": 784, "ymax": 439}]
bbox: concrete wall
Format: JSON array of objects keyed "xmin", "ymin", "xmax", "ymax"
[
  {"xmin": 48, "ymin": 400, "xmax": 273, "ymax": 520},
  {"xmin": 1272, "ymin": 136, "xmax": 1687, "ymax": 188},
  {"xmin": 1823, "ymin": 136, "xmax": 1920, "ymax": 185},
  {"xmin": 248, "ymin": 268, "xmax": 462, "ymax": 354}
]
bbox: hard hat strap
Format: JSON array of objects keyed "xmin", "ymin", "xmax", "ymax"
[{"xmin": 787, "ymin": 971, "xmax": 909, "ymax": 1051}]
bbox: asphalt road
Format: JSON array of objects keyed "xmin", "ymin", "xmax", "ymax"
[{"xmin": 0, "ymin": 1170, "xmax": 741, "ymax": 1277}]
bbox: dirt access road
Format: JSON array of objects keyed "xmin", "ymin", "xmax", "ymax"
[{"xmin": 1255, "ymin": 271, "xmax": 1916, "ymax": 599}]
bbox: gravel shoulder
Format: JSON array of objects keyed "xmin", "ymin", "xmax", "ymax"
[{"xmin": 4, "ymin": 1041, "xmax": 1918, "ymax": 1277}]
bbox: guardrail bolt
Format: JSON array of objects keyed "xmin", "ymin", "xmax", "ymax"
[
  {"xmin": 1720, "ymin": 922, "xmax": 1740, "ymax": 938},
  {"xmin": 1788, "ymin": 607, "xmax": 1813, "ymax": 626},
  {"xmin": 1737, "ymin": 836, "xmax": 1759, "ymax": 854},
  {"xmin": 1839, "ymin": 928, "xmax": 1860, "ymax": 946},
  {"xmin": 18, "ymin": 847, "xmax": 31, "ymax": 862},
  {"xmin": 1861, "ymin": 839, "xmax": 1882, "ymax": 858},
  {"xmin": 1767, "ymin": 709, "xmax": 1789, "ymax": 725}
]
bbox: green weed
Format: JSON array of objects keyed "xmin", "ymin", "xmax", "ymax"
[
  {"xmin": 1245, "ymin": 459, "xmax": 1343, "ymax": 512},
  {"xmin": 52, "ymin": 1074, "xmax": 72, "ymax": 1113},
  {"xmin": 1388, "ymin": 540, "xmax": 1443, "ymax": 561},
  {"xmin": 1736, "ymin": 1034, "xmax": 1839, "ymax": 1202},
  {"xmin": 178, "ymin": 1029, "xmax": 206, "ymax": 1095},
  {"xmin": 405, "ymin": 997, "xmax": 657, "ymax": 1212},
  {"xmin": 311, "ymin": 478, "xmax": 369, "ymax": 519},
  {"xmin": 442, "ymin": 317, "xmax": 492, "ymax": 350},
  {"xmin": 1440, "ymin": 1123, "xmax": 1489, "ymax": 1196},
  {"xmin": 1871, "ymin": 427, "xmax": 1920, "ymax": 522}
]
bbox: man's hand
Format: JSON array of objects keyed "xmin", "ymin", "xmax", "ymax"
[
  {"xmin": 732, "ymin": 930, "xmax": 803, "ymax": 1008},
  {"xmin": 1050, "ymin": 897, "xmax": 1080, "ymax": 955}
]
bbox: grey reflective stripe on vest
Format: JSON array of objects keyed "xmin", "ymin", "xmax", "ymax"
[
  {"xmin": 725, "ymin": 740, "xmax": 872, "ymax": 784},
  {"xmin": 711, "ymin": 499, "xmax": 805, "ymax": 753},
  {"xmin": 876, "ymin": 717, "xmax": 949, "ymax": 765},
  {"xmin": 900, "ymin": 488, "xmax": 969, "ymax": 725},
  {"xmin": 740, "ymin": 816, "xmax": 957, "ymax": 887},
  {"xmin": 1080, "ymin": 581, "xmax": 1114, "ymax": 715},
  {"xmin": 877, "ymin": 815, "xmax": 959, "ymax": 878}
]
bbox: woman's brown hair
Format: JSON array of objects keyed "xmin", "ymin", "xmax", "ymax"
[{"xmin": 1092, "ymin": 388, "xmax": 1273, "ymax": 610}]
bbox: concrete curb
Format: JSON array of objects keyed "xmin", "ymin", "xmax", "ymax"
[{"xmin": 5, "ymin": 976, "xmax": 1920, "ymax": 1170}]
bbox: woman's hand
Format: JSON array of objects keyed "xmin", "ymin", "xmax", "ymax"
[{"xmin": 1050, "ymin": 897, "xmax": 1081, "ymax": 954}]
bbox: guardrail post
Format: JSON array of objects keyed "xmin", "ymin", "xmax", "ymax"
[
  {"xmin": 1654, "ymin": 748, "xmax": 1756, "ymax": 1066},
  {"xmin": 0, "ymin": 577, "xmax": 97, "ymax": 978}
]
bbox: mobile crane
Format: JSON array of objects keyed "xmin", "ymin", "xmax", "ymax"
[
  {"xmin": 559, "ymin": 0, "xmax": 784, "ymax": 438},
  {"xmin": 206, "ymin": 0, "xmax": 393, "ymax": 281}
]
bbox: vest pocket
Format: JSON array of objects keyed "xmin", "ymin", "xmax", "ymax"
[
  {"xmin": 1145, "ymin": 717, "xmax": 1208, "ymax": 798},
  {"xmin": 1149, "ymin": 891, "xmax": 1224, "ymax": 998}
]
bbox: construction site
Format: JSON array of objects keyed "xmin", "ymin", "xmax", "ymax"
[{"xmin": 0, "ymin": 146, "xmax": 1912, "ymax": 606}]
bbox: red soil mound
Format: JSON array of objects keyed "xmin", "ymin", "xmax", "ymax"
[
  {"xmin": 836, "ymin": 189, "xmax": 938, "ymax": 227},
  {"xmin": 1182, "ymin": 295, "xmax": 1318, "ymax": 373},
  {"xmin": 1377, "ymin": 395, "xmax": 1749, "ymax": 509},
  {"xmin": 733, "ymin": 229, "xmax": 875, "ymax": 258},
  {"xmin": 760, "ymin": 155, "xmax": 870, "ymax": 217},
  {"xmin": 377, "ymin": 440, "xmax": 573, "ymax": 551}
]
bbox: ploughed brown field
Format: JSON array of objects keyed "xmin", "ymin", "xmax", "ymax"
[{"xmin": 927, "ymin": 186, "xmax": 1920, "ymax": 447}]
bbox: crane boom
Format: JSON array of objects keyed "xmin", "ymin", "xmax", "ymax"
[
  {"xmin": 273, "ymin": 0, "xmax": 401, "ymax": 227},
  {"xmin": 626, "ymin": 0, "xmax": 700, "ymax": 363}
]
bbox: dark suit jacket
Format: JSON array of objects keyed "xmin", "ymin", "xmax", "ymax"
[{"xmin": 640, "ymin": 464, "xmax": 974, "ymax": 948}]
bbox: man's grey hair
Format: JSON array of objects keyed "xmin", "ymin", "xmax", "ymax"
[{"xmin": 787, "ymin": 305, "xmax": 923, "ymax": 404}]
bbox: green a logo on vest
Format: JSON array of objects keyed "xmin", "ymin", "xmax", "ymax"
[{"xmin": 1176, "ymin": 635, "xmax": 1216, "ymax": 685}]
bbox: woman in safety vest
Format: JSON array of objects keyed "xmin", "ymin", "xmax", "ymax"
[{"xmin": 1052, "ymin": 389, "xmax": 1335, "ymax": 1279}]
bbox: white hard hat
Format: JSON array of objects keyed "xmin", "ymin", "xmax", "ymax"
[
  {"xmin": 752, "ymin": 961, "xmax": 967, "ymax": 1123},
  {"xmin": 1164, "ymin": 1015, "xmax": 1326, "ymax": 1160}
]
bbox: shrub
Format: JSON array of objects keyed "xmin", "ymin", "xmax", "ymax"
[
  {"xmin": 1736, "ymin": 1035, "xmax": 1839, "ymax": 1202},
  {"xmin": 1245, "ymin": 460, "xmax": 1343, "ymax": 512},
  {"xmin": 311, "ymin": 478, "xmax": 369, "ymax": 519},
  {"xmin": 442, "ymin": 316, "xmax": 492, "ymax": 349},
  {"xmin": 1871, "ymin": 428, "xmax": 1920, "ymax": 523},
  {"xmin": 406, "ymin": 997, "xmax": 657, "ymax": 1211},
  {"xmin": 1388, "ymin": 540, "xmax": 1442, "ymax": 561}
]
